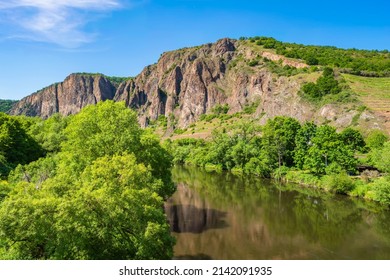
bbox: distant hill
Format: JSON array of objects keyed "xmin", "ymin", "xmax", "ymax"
[
  {"xmin": 0, "ymin": 99, "xmax": 17, "ymax": 113},
  {"xmin": 9, "ymin": 37, "xmax": 390, "ymax": 135}
]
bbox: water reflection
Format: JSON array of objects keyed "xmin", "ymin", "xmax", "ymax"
[
  {"xmin": 166, "ymin": 165, "xmax": 390, "ymax": 260},
  {"xmin": 165, "ymin": 184, "xmax": 228, "ymax": 233}
]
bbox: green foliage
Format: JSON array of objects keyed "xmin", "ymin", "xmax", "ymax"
[
  {"xmin": 321, "ymin": 173, "xmax": 355, "ymax": 194},
  {"xmin": 0, "ymin": 180, "xmax": 10, "ymax": 203},
  {"xmin": 75, "ymin": 72, "xmax": 129, "ymax": 86},
  {"xmin": 294, "ymin": 122, "xmax": 317, "ymax": 169},
  {"xmin": 170, "ymin": 116, "xmax": 359, "ymax": 184},
  {"xmin": 284, "ymin": 170, "xmax": 321, "ymax": 187},
  {"xmin": 301, "ymin": 67, "xmax": 342, "ymax": 100},
  {"xmin": 340, "ymin": 127, "xmax": 366, "ymax": 152},
  {"xmin": 0, "ymin": 100, "xmax": 17, "ymax": 113},
  {"xmin": 304, "ymin": 125, "xmax": 357, "ymax": 174},
  {"xmin": 264, "ymin": 60, "xmax": 306, "ymax": 77},
  {"xmin": 29, "ymin": 114, "xmax": 69, "ymax": 153},
  {"xmin": 243, "ymin": 157, "xmax": 272, "ymax": 178},
  {"xmin": 0, "ymin": 113, "xmax": 44, "ymax": 178},
  {"xmin": 370, "ymin": 142, "xmax": 390, "ymax": 173},
  {"xmin": 242, "ymin": 100, "xmax": 260, "ymax": 114},
  {"xmin": 212, "ymin": 104, "xmax": 230, "ymax": 115},
  {"xmin": 0, "ymin": 101, "xmax": 175, "ymax": 259},
  {"xmin": 248, "ymin": 60, "xmax": 259, "ymax": 67},
  {"xmin": 262, "ymin": 116, "xmax": 301, "ymax": 168},
  {"xmin": 366, "ymin": 130, "xmax": 389, "ymax": 150},
  {"xmin": 371, "ymin": 177, "xmax": 390, "ymax": 206},
  {"xmin": 306, "ymin": 56, "xmax": 319, "ymax": 66},
  {"xmin": 0, "ymin": 154, "xmax": 174, "ymax": 259},
  {"xmin": 248, "ymin": 36, "xmax": 390, "ymax": 77}
]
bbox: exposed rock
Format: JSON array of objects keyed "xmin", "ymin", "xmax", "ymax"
[
  {"xmin": 261, "ymin": 51, "xmax": 308, "ymax": 69},
  {"xmin": 9, "ymin": 38, "xmax": 385, "ymax": 133},
  {"xmin": 10, "ymin": 74, "xmax": 116, "ymax": 118}
]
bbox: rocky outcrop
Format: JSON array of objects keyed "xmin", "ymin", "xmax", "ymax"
[
  {"xmin": 10, "ymin": 38, "xmax": 383, "ymax": 132},
  {"xmin": 112, "ymin": 38, "xmax": 314, "ymax": 127},
  {"xmin": 10, "ymin": 74, "xmax": 116, "ymax": 118}
]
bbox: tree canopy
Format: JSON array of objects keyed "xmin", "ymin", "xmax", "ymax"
[{"xmin": 0, "ymin": 101, "xmax": 175, "ymax": 259}]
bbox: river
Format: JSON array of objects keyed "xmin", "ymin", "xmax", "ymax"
[{"xmin": 165, "ymin": 165, "xmax": 390, "ymax": 260}]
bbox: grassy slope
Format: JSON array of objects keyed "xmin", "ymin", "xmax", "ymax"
[{"xmin": 343, "ymin": 74, "xmax": 390, "ymax": 133}]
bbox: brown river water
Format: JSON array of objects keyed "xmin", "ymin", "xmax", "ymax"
[{"xmin": 165, "ymin": 165, "xmax": 390, "ymax": 260}]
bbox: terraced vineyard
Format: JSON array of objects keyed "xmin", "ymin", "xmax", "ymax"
[{"xmin": 344, "ymin": 74, "xmax": 390, "ymax": 133}]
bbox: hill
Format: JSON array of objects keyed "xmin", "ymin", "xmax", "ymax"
[
  {"xmin": 8, "ymin": 37, "xmax": 390, "ymax": 135},
  {"xmin": 0, "ymin": 100, "xmax": 17, "ymax": 113}
]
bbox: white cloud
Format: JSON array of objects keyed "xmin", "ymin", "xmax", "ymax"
[{"xmin": 0, "ymin": 0, "xmax": 123, "ymax": 48}]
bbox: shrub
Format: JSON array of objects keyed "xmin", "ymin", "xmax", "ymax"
[
  {"xmin": 371, "ymin": 177, "xmax": 390, "ymax": 206},
  {"xmin": 273, "ymin": 166, "xmax": 290, "ymax": 180},
  {"xmin": 321, "ymin": 173, "xmax": 355, "ymax": 194}
]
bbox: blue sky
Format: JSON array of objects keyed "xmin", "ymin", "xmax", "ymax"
[{"xmin": 0, "ymin": 0, "xmax": 389, "ymax": 100}]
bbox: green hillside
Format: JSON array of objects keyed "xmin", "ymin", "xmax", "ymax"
[
  {"xmin": 242, "ymin": 36, "xmax": 390, "ymax": 77},
  {"xmin": 0, "ymin": 100, "xmax": 17, "ymax": 113}
]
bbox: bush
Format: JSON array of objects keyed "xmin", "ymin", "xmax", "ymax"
[
  {"xmin": 321, "ymin": 173, "xmax": 355, "ymax": 194},
  {"xmin": 248, "ymin": 60, "xmax": 259, "ymax": 67},
  {"xmin": 371, "ymin": 177, "xmax": 390, "ymax": 206},
  {"xmin": 244, "ymin": 158, "xmax": 272, "ymax": 178},
  {"xmin": 273, "ymin": 166, "xmax": 290, "ymax": 180},
  {"xmin": 325, "ymin": 162, "xmax": 343, "ymax": 175},
  {"xmin": 284, "ymin": 170, "xmax": 321, "ymax": 187}
]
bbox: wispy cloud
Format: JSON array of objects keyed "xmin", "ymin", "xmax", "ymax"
[{"xmin": 0, "ymin": 0, "xmax": 124, "ymax": 48}]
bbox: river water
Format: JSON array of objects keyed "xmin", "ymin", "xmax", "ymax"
[{"xmin": 165, "ymin": 165, "xmax": 390, "ymax": 260}]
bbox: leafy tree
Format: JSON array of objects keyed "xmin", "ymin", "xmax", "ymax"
[
  {"xmin": 370, "ymin": 141, "xmax": 390, "ymax": 173},
  {"xmin": 294, "ymin": 122, "xmax": 317, "ymax": 169},
  {"xmin": 340, "ymin": 127, "xmax": 366, "ymax": 152},
  {"xmin": 371, "ymin": 176, "xmax": 390, "ymax": 206},
  {"xmin": 304, "ymin": 125, "xmax": 356, "ymax": 174},
  {"xmin": 302, "ymin": 67, "xmax": 341, "ymax": 99},
  {"xmin": 262, "ymin": 116, "xmax": 301, "ymax": 167},
  {"xmin": 0, "ymin": 100, "xmax": 17, "ymax": 113},
  {"xmin": 366, "ymin": 129, "xmax": 388, "ymax": 150},
  {"xmin": 0, "ymin": 154, "xmax": 174, "ymax": 259},
  {"xmin": 0, "ymin": 101, "xmax": 175, "ymax": 259},
  {"xmin": 0, "ymin": 113, "xmax": 43, "ymax": 177},
  {"xmin": 29, "ymin": 114, "xmax": 69, "ymax": 153}
]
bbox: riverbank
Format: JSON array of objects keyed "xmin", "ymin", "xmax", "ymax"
[
  {"xmin": 169, "ymin": 165, "xmax": 390, "ymax": 259},
  {"xmin": 181, "ymin": 163, "xmax": 390, "ymax": 208}
]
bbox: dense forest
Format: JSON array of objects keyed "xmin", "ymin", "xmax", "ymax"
[
  {"xmin": 0, "ymin": 102, "xmax": 175, "ymax": 259},
  {"xmin": 0, "ymin": 100, "xmax": 17, "ymax": 113},
  {"xmin": 241, "ymin": 36, "xmax": 390, "ymax": 77}
]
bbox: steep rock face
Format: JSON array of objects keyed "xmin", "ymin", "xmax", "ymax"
[
  {"xmin": 10, "ymin": 38, "xmax": 382, "ymax": 132},
  {"xmin": 114, "ymin": 38, "xmax": 313, "ymax": 127},
  {"xmin": 10, "ymin": 74, "xmax": 116, "ymax": 118}
]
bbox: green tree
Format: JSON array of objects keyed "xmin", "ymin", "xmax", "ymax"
[
  {"xmin": 262, "ymin": 116, "xmax": 301, "ymax": 168},
  {"xmin": 302, "ymin": 67, "xmax": 341, "ymax": 99},
  {"xmin": 294, "ymin": 122, "xmax": 317, "ymax": 169},
  {"xmin": 29, "ymin": 114, "xmax": 69, "ymax": 153},
  {"xmin": 0, "ymin": 154, "xmax": 174, "ymax": 259},
  {"xmin": 366, "ymin": 129, "xmax": 388, "ymax": 150},
  {"xmin": 304, "ymin": 125, "xmax": 356, "ymax": 174},
  {"xmin": 0, "ymin": 101, "xmax": 175, "ymax": 259},
  {"xmin": 370, "ymin": 141, "xmax": 390, "ymax": 173},
  {"xmin": 340, "ymin": 127, "xmax": 366, "ymax": 152},
  {"xmin": 0, "ymin": 113, "xmax": 43, "ymax": 177}
]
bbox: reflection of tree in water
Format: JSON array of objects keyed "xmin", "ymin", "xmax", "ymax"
[
  {"xmin": 171, "ymin": 165, "xmax": 390, "ymax": 259},
  {"xmin": 165, "ymin": 203, "xmax": 227, "ymax": 233},
  {"xmin": 268, "ymin": 191, "xmax": 362, "ymax": 245},
  {"xmin": 374, "ymin": 211, "xmax": 390, "ymax": 245}
]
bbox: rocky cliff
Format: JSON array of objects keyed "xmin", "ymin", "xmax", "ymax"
[
  {"xmin": 10, "ymin": 38, "xmax": 383, "ymax": 131},
  {"xmin": 10, "ymin": 74, "xmax": 117, "ymax": 118}
]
